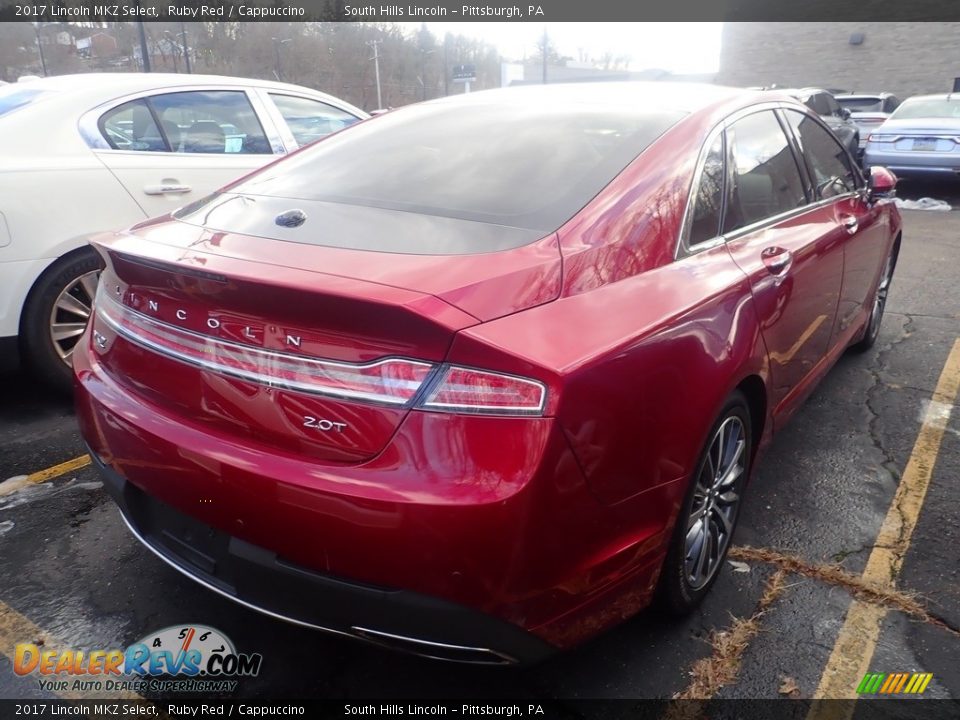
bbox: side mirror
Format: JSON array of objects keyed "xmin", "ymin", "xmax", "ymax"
[
  {"xmin": 868, "ymin": 166, "xmax": 897, "ymax": 201},
  {"xmin": 839, "ymin": 107, "xmax": 852, "ymax": 120}
]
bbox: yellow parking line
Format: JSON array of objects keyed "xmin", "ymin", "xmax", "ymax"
[
  {"xmin": 0, "ymin": 454, "xmax": 93, "ymax": 498},
  {"xmin": 809, "ymin": 338, "xmax": 960, "ymax": 709},
  {"xmin": 0, "ymin": 599, "xmax": 142, "ymax": 700},
  {"xmin": 27, "ymin": 454, "xmax": 92, "ymax": 485}
]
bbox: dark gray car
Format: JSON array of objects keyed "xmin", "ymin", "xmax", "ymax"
[
  {"xmin": 782, "ymin": 88, "xmax": 861, "ymax": 158},
  {"xmin": 836, "ymin": 93, "xmax": 901, "ymax": 149}
]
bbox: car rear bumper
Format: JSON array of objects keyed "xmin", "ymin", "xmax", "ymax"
[
  {"xmin": 87, "ymin": 447, "xmax": 552, "ymax": 665},
  {"xmin": 74, "ymin": 330, "xmax": 670, "ymax": 660},
  {"xmin": 864, "ymin": 148, "xmax": 960, "ymax": 176}
]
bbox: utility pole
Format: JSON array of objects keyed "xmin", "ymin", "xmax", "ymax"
[
  {"xmin": 164, "ymin": 31, "xmax": 179, "ymax": 73},
  {"xmin": 180, "ymin": 21, "xmax": 192, "ymax": 73},
  {"xmin": 272, "ymin": 37, "xmax": 291, "ymax": 81},
  {"xmin": 32, "ymin": 23, "xmax": 47, "ymax": 76},
  {"xmin": 419, "ymin": 48, "xmax": 434, "ymax": 101},
  {"xmin": 443, "ymin": 36, "xmax": 449, "ymax": 96},
  {"xmin": 541, "ymin": 25, "xmax": 548, "ymax": 84},
  {"xmin": 367, "ymin": 39, "xmax": 383, "ymax": 110},
  {"xmin": 136, "ymin": 15, "xmax": 151, "ymax": 72}
]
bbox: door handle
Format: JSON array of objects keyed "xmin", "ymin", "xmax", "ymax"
[
  {"xmin": 840, "ymin": 214, "xmax": 859, "ymax": 235},
  {"xmin": 143, "ymin": 183, "xmax": 192, "ymax": 196},
  {"xmin": 761, "ymin": 246, "xmax": 793, "ymax": 275}
]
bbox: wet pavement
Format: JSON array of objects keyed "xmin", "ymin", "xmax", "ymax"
[
  {"xmin": 896, "ymin": 178, "xmax": 960, "ymax": 209},
  {"xmin": 0, "ymin": 208, "xmax": 958, "ymax": 702}
]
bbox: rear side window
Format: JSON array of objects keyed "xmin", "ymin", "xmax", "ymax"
[
  {"xmin": 783, "ymin": 110, "xmax": 859, "ymax": 198},
  {"xmin": 824, "ymin": 94, "xmax": 841, "ymax": 116},
  {"xmin": 150, "ymin": 91, "xmax": 270, "ymax": 154},
  {"xmin": 837, "ymin": 97, "xmax": 883, "ymax": 113},
  {"xmin": 269, "ymin": 94, "xmax": 359, "ymax": 147},
  {"xmin": 723, "ymin": 111, "xmax": 807, "ymax": 234},
  {"xmin": 688, "ymin": 133, "xmax": 725, "ymax": 246},
  {"xmin": 234, "ymin": 100, "xmax": 685, "ymax": 232},
  {"xmin": 892, "ymin": 98, "xmax": 960, "ymax": 119},
  {"xmin": 883, "ymin": 96, "xmax": 901, "ymax": 113},
  {"xmin": 806, "ymin": 93, "xmax": 833, "ymax": 116},
  {"xmin": 100, "ymin": 100, "xmax": 166, "ymax": 152},
  {"xmin": 99, "ymin": 90, "xmax": 271, "ymax": 154}
]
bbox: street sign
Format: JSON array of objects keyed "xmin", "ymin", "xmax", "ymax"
[{"xmin": 452, "ymin": 64, "xmax": 476, "ymax": 83}]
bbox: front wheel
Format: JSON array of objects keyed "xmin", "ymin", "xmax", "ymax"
[
  {"xmin": 20, "ymin": 247, "xmax": 101, "ymax": 392},
  {"xmin": 658, "ymin": 391, "xmax": 752, "ymax": 615}
]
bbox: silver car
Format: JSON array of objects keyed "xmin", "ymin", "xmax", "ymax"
[
  {"xmin": 836, "ymin": 93, "xmax": 901, "ymax": 149},
  {"xmin": 863, "ymin": 94, "xmax": 960, "ymax": 178}
]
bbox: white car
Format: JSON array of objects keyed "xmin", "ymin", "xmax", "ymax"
[{"xmin": 0, "ymin": 73, "xmax": 366, "ymax": 389}]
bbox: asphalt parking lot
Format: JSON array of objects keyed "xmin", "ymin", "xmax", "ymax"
[
  {"xmin": 897, "ymin": 178, "xmax": 960, "ymax": 208},
  {"xmin": 1, "ymin": 207, "xmax": 958, "ymax": 703}
]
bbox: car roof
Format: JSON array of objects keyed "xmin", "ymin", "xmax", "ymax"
[
  {"xmin": 780, "ymin": 87, "xmax": 833, "ymax": 97},
  {"xmin": 836, "ymin": 92, "xmax": 895, "ymax": 99},
  {"xmin": 18, "ymin": 72, "xmax": 315, "ymax": 94},
  {"xmin": 900, "ymin": 93, "xmax": 959, "ymax": 102},
  {"xmin": 416, "ymin": 81, "xmax": 755, "ymax": 115}
]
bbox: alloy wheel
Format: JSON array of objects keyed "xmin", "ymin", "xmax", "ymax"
[
  {"xmin": 684, "ymin": 416, "xmax": 746, "ymax": 590},
  {"xmin": 868, "ymin": 254, "xmax": 894, "ymax": 340},
  {"xmin": 49, "ymin": 270, "xmax": 100, "ymax": 365}
]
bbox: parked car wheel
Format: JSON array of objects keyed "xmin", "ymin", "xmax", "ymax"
[
  {"xmin": 659, "ymin": 391, "xmax": 752, "ymax": 615},
  {"xmin": 850, "ymin": 243, "xmax": 897, "ymax": 353},
  {"xmin": 20, "ymin": 248, "xmax": 101, "ymax": 392}
]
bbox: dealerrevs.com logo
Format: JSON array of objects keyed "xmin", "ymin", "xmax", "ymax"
[{"xmin": 14, "ymin": 624, "xmax": 262, "ymax": 694}]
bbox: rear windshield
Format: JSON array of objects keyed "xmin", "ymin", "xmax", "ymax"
[
  {"xmin": 0, "ymin": 86, "xmax": 52, "ymax": 118},
  {"xmin": 892, "ymin": 98, "xmax": 960, "ymax": 119},
  {"xmin": 837, "ymin": 97, "xmax": 883, "ymax": 112},
  {"xmin": 228, "ymin": 99, "xmax": 685, "ymax": 233}
]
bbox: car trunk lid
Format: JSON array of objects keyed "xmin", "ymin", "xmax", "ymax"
[{"xmin": 87, "ymin": 212, "xmax": 560, "ymax": 463}]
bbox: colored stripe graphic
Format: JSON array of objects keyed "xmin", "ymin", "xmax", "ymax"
[{"xmin": 858, "ymin": 672, "xmax": 932, "ymax": 694}]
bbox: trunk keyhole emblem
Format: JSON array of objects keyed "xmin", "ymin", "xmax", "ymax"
[{"xmin": 275, "ymin": 209, "xmax": 307, "ymax": 228}]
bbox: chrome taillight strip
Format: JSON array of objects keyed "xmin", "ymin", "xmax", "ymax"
[{"xmin": 94, "ymin": 287, "xmax": 434, "ymax": 406}]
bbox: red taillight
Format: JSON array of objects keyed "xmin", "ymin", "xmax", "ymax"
[
  {"xmin": 95, "ymin": 286, "xmax": 433, "ymax": 405},
  {"xmin": 94, "ymin": 285, "xmax": 547, "ymax": 416},
  {"xmin": 421, "ymin": 366, "xmax": 546, "ymax": 416}
]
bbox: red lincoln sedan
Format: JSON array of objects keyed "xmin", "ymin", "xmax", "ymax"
[{"xmin": 74, "ymin": 83, "xmax": 901, "ymax": 664}]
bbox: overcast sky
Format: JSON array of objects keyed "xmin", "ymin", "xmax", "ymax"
[{"xmin": 417, "ymin": 22, "xmax": 723, "ymax": 73}]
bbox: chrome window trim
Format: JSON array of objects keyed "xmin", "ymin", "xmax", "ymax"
[
  {"xmin": 721, "ymin": 192, "xmax": 858, "ymax": 243},
  {"xmin": 251, "ymin": 87, "xmax": 298, "ymax": 153},
  {"xmin": 675, "ymin": 101, "xmax": 859, "ymax": 260},
  {"xmin": 778, "ymin": 106, "xmax": 866, "ymax": 191},
  {"xmin": 79, "ymin": 85, "xmax": 284, "ymax": 155},
  {"xmin": 675, "ymin": 122, "xmax": 727, "ymax": 259},
  {"xmin": 774, "ymin": 107, "xmax": 816, "ymax": 200}
]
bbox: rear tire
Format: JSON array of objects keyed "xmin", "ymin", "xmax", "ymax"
[
  {"xmin": 850, "ymin": 245, "xmax": 896, "ymax": 353},
  {"xmin": 658, "ymin": 391, "xmax": 752, "ymax": 615},
  {"xmin": 20, "ymin": 247, "xmax": 101, "ymax": 393}
]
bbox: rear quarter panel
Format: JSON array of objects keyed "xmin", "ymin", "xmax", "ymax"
[
  {"xmin": 443, "ymin": 100, "xmax": 775, "ymax": 569},
  {"xmin": 450, "ymin": 243, "xmax": 770, "ymax": 509}
]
